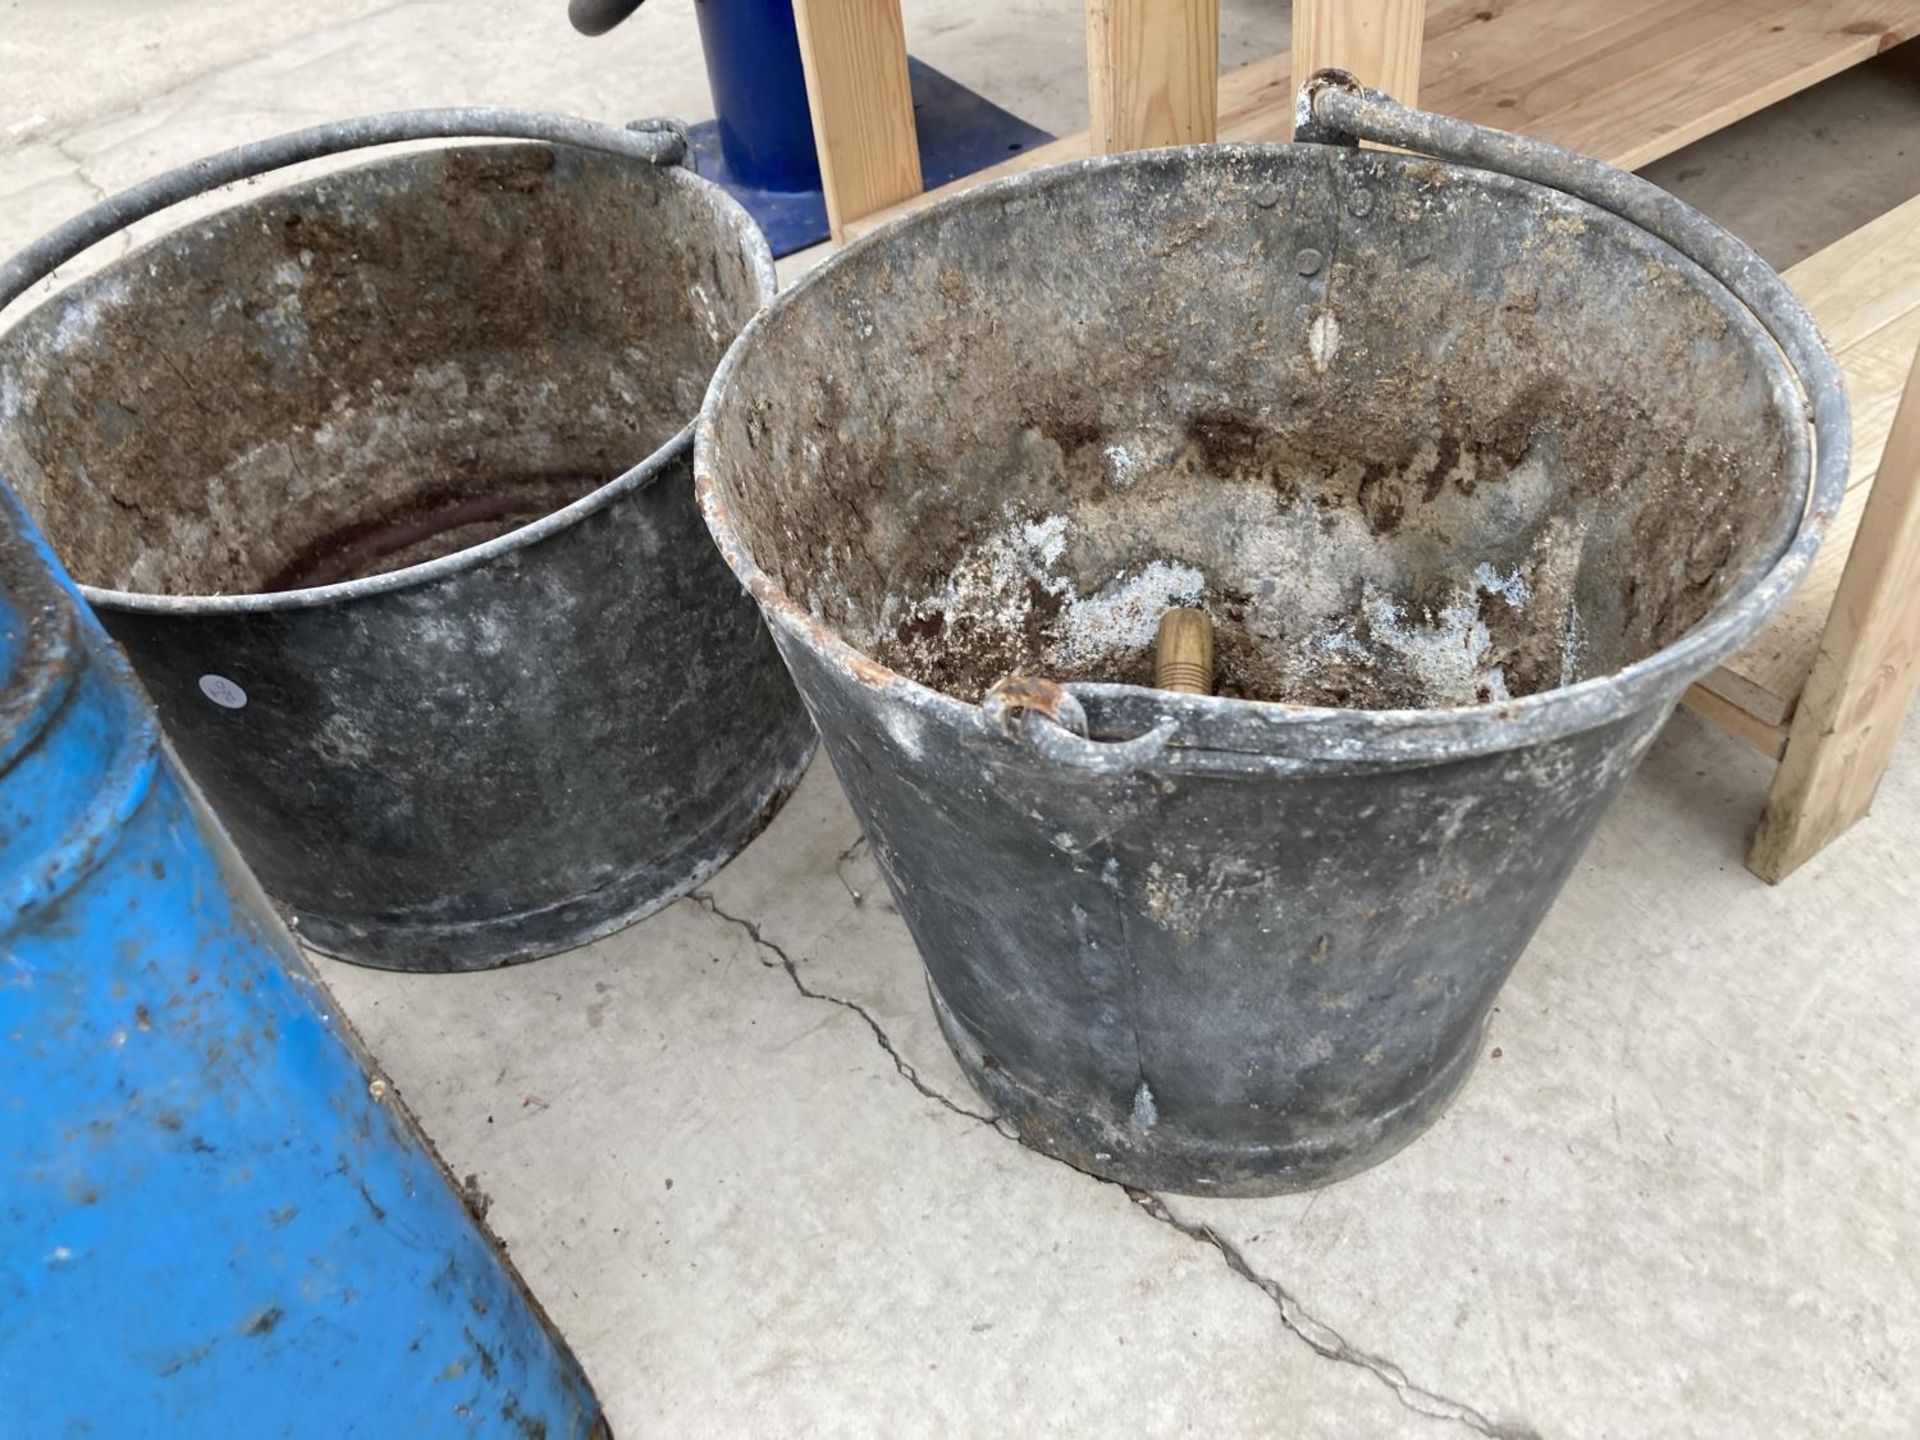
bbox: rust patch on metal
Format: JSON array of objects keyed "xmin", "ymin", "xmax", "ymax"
[
  {"xmin": 844, "ymin": 651, "xmax": 896, "ymax": 689},
  {"xmin": 983, "ymin": 675, "xmax": 1079, "ymax": 729}
]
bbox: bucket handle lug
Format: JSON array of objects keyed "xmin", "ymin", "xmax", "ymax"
[
  {"xmin": 625, "ymin": 116, "xmax": 694, "ymax": 169},
  {"xmin": 0, "ymin": 108, "xmax": 693, "ymax": 314},
  {"xmin": 983, "ymin": 676, "xmax": 1176, "ymax": 772},
  {"xmin": 1291, "ymin": 68, "xmax": 1364, "ymax": 148}
]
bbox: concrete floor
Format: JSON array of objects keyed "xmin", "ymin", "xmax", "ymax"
[{"xmin": 4, "ymin": 3, "xmax": 1920, "ymax": 1435}]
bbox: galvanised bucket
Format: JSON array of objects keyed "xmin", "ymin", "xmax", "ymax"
[
  {"xmin": 695, "ymin": 81, "xmax": 1846, "ymax": 1195},
  {"xmin": 0, "ymin": 484, "xmax": 606, "ymax": 1435},
  {"xmin": 0, "ymin": 111, "xmax": 814, "ymax": 972}
]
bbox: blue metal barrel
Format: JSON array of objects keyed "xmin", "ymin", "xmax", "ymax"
[
  {"xmin": 0, "ymin": 483, "xmax": 606, "ymax": 1435},
  {"xmin": 693, "ymin": 0, "xmax": 823, "ymax": 192}
]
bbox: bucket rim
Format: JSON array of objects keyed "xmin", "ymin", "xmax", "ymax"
[
  {"xmin": 2, "ymin": 130, "xmax": 778, "ymax": 617},
  {"xmin": 78, "ymin": 422, "xmax": 701, "ymax": 616},
  {"xmin": 0, "ymin": 497, "xmax": 84, "ymax": 773},
  {"xmin": 695, "ymin": 139, "xmax": 1841, "ymax": 770}
]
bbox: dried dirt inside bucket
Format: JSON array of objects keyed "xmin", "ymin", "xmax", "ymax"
[
  {"xmin": 257, "ymin": 472, "xmax": 605, "ymax": 591},
  {"xmin": 855, "ymin": 397, "xmax": 1611, "ymax": 710},
  {"xmin": 0, "ymin": 142, "xmax": 764, "ymax": 598},
  {"xmin": 703, "ymin": 147, "xmax": 1804, "ymax": 713}
]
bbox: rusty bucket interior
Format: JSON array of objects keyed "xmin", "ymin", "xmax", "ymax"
[
  {"xmin": 0, "ymin": 142, "xmax": 766, "ymax": 598},
  {"xmin": 703, "ymin": 145, "xmax": 1807, "ymax": 713}
]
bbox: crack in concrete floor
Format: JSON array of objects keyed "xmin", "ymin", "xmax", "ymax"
[
  {"xmin": 690, "ymin": 891, "xmax": 997, "ymax": 1128},
  {"xmin": 44, "ymin": 135, "xmax": 109, "ymax": 206},
  {"xmin": 689, "ymin": 883, "xmax": 1540, "ymax": 1440},
  {"xmin": 831, "ymin": 834, "xmax": 870, "ymax": 909}
]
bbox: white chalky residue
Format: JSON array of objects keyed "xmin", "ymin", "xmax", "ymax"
[
  {"xmin": 1304, "ymin": 556, "xmax": 1544, "ymax": 704},
  {"xmin": 1559, "ymin": 603, "xmax": 1587, "ymax": 688},
  {"xmin": 1312, "ymin": 630, "xmax": 1371, "ymax": 661},
  {"xmin": 689, "ymin": 281, "xmax": 722, "ymax": 345},
  {"xmin": 1069, "ymin": 905, "xmax": 1094, "ymax": 954},
  {"xmin": 1435, "ymin": 795, "xmax": 1476, "ymax": 842},
  {"xmin": 239, "ymin": 260, "xmax": 313, "ymax": 353},
  {"xmin": 1055, "ymin": 559, "xmax": 1206, "ymax": 666},
  {"xmin": 897, "ymin": 505, "xmax": 1183, "ymax": 672},
  {"xmin": 1309, "ymin": 311, "xmax": 1340, "ymax": 372},
  {"xmin": 1473, "ymin": 562, "xmax": 1533, "ymax": 609},
  {"xmin": 312, "ymin": 706, "xmax": 375, "ymax": 763},
  {"xmin": 1129, "ymin": 1081, "xmax": 1159, "ymax": 1128},
  {"xmin": 1022, "ymin": 513, "xmax": 1067, "ymax": 566},
  {"xmin": 1364, "ymin": 588, "xmax": 1498, "ymax": 705},
  {"xmin": 48, "ymin": 274, "xmax": 130, "ymax": 355},
  {"xmin": 904, "ymin": 506, "xmax": 1072, "ymax": 639},
  {"xmin": 884, "ymin": 706, "xmax": 925, "ymax": 759},
  {"xmin": 1104, "ymin": 444, "xmax": 1142, "ymax": 489}
]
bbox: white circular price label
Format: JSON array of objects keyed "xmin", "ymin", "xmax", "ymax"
[{"xmin": 198, "ymin": 674, "xmax": 248, "ymax": 710}]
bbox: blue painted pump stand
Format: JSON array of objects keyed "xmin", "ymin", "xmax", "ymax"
[
  {"xmin": 0, "ymin": 483, "xmax": 606, "ymax": 1436},
  {"xmin": 689, "ymin": 57, "xmax": 1055, "ymax": 257},
  {"xmin": 693, "ymin": 0, "xmax": 822, "ymax": 193}
]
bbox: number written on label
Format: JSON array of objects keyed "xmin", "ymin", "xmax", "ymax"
[{"xmin": 198, "ymin": 674, "xmax": 248, "ymax": 710}]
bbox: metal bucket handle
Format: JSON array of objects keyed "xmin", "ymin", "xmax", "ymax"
[
  {"xmin": 0, "ymin": 108, "xmax": 691, "ymax": 315},
  {"xmin": 992, "ymin": 74, "xmax": 1847, "ymax": 777}
]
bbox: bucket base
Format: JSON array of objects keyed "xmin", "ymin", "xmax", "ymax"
[
  {"xmin": 293, "ymin": 736, "xmax": 816, "ymax": 972},
  {"xmin": 931, "ymin": 984, "xmax": 1484, "ymax": 1197}
]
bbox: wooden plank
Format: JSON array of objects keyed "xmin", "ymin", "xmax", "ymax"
[
  {"xmin": 1291, "ymin": 0, "xmax": 1426, "ymax": 101},
  {"xmin": 1525, "ymin": 0, "xmax": 1920, "ymax": 173},
  {"xmin": 1415, "ymin": 0, "xmax": 1677, "ymax": 104},
  {"xmin": 1214, "ymin": 0, "xmax": 1508, "ymax": 143},
  {"xmin": 1783, "ymin": 190, "xmax": 1920, "ymax": 353},
  {"xmin": 1830, "ymin": 310, "xmax": 1920, "ymax": 489},
  {"xmin": 1694, "ymin": 195, "xmax": 1920, "ymax": 725},
  {"xmin": 1681, "ymin": 682, "xmax": 1790, "ymax": 760},
  {"xmin": 841, "ymin": 0, "xmax": 1920, "ymax": 243},
  {"xmin": 1748, "ymin": 349, "xmax": 1920, "ymax": 880},
  {"xmin": 1087, "ymin": 0, "xmax": 1221, "ymax": 154},
  {"xmin": 792, "ymin": 0, "xmax": 923, "ymax": 241},
  {"xmin": 1697, "ymin": 313, "xmax": 1920, "ymax": 722},
  {"xmin": 1438, "ymin": 2, "xmax": 1761, "ymax": 119}
]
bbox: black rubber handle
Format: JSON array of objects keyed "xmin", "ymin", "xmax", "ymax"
[{"xmin": 568, "ymin": 0, "xmax": 648, "ymax": 36}]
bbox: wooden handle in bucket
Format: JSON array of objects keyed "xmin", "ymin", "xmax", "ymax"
[{"xmin": 1154, "ymin": 609, "xmax": 1214, "ymax": 695}]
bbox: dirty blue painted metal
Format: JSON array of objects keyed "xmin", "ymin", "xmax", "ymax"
[
  {"xmin": 691, "ymin": 0, "xmax": 823, "ymax": 195},
  {"xmin": 0, "ymin": 483, "xmax": 607, "ymax": 1435},
  {"xmin": 689, "ymin": 56, "xmax": 1055, "ymax": 256},
  {"xmin": 570, "ymin": 0, "xmax": 1054, "ymax": 255}
]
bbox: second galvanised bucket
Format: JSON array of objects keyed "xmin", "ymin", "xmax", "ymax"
[
  {"xmin": 0, "ymin": 111, "xmax": 815, "ymax": 971},
  {"xmin": 696, "ymin": 79, "xmax": 1846, "ymax": 1195}
]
